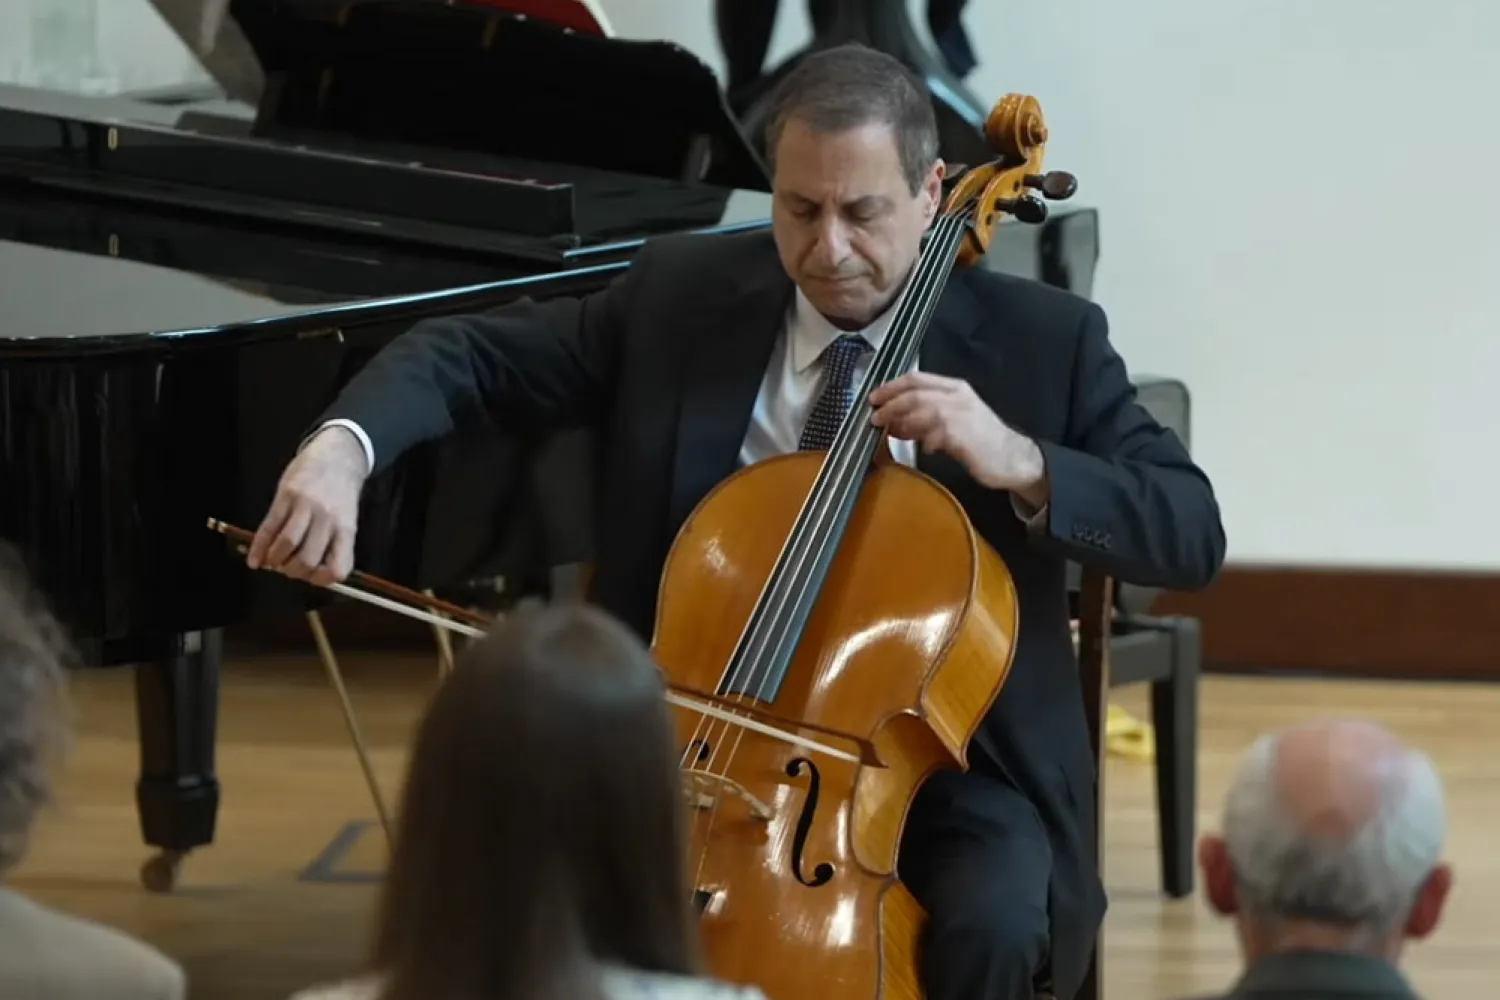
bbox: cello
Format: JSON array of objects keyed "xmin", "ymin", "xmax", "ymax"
[{"xmin": 650, "ymin": 92, "xmax": 1076, "ymax": 999}]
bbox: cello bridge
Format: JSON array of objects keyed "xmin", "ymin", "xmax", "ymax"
[{"xmin": 681, "ymin": 767, "xmax": 774, "ymax": 821}]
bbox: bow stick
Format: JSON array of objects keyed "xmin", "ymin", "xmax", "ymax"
[{"xmin": 207, "ymin": 518, "xmax": 871, "ymax": 766}]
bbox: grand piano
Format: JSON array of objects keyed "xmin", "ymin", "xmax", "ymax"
[{"xmin": 0, "ymin": 0, "xmax": 1099, "ymax": 892}]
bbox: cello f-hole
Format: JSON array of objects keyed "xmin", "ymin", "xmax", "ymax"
[{"xmin": 785, "ymin": 757, "xmax": 836, "ymax": 888}]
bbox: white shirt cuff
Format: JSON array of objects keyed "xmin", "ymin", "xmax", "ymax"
[
  {"xmin": 307, "ymin": 419, "xmax": 375, "ymax": 475},
  {"xmin": 1011, "ymin": 494, "xmax": 1049, "ymax": 528}
]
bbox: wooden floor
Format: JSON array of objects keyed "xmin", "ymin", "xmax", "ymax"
[{"xmin": 11, "ymin": 647, "xmax": 1499, "ymax": 999}]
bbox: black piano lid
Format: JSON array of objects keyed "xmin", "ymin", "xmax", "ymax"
[
  {"xmin": 0, "ymin": 79, "xmax": 773, "ymax": 357},
  {"xmin": 0, "ymin": 176, "xmax": 770, "ymax": 357},
  {"xmin": 0, "ymin": 0, "xmax": 781, "ymax": 357},
  {"xmin": 224, "ymin": 0, "xmax": 770, "ymax": 193},
  {"xmin": 0, "ymin": 78, "xmax": 769, "ymax": 248}
]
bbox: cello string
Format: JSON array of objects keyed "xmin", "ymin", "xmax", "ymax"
[
  {"xmin": 685, "ymin": 210, "xmax": 972, "ymax": 821},
  {"xmin": 672, "ymin": 232, "xmax": 948, "ymax": 893},
  {"xmin": 698, "ymin": 212, "xmax": 968, "ymax": 745},
  {"xmin": 714, "ymin": 211, "xmax": 970, "ymax": 710},
  {"xmin": 674, "ymin": 214, "xmax": 965, "ymax": 869},
  {"xmin": 682, "ymin": 212, "xmax": 968, "ymax": 895},
  {"xmin": 718, "ymin": 211, "xmax": 968, "ymax": 698},
  {"xmin": 670, "ymin": 209, "xmax": 975, "ymax": 909},
  {"xmin": 689, "ymin": 212, "xmax": 965, "ymax": 749}
]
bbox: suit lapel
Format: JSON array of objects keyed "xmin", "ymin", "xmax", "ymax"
[{"xmin": 668, "ymin": 240, "xmax": 794, "ymax": 528}]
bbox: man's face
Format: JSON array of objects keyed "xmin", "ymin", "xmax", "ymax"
[{"xmin": 770, "ymin": 117, "xmax": 942, "ymax": 329}]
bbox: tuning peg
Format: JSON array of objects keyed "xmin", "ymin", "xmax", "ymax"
[
  {"xmin": 1023, "ymin": 171, "xmax": 1078, "ymax": 200},
  {"xmin": 996, "ymin": 196, "xmax": 1048, "ymax": 224}
]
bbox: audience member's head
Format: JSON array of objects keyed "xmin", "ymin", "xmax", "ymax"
[
  {"xmin": 1199, "ymin": 718, "xmax": 1451, "ymax": 964},
  {"xmin": 0, "ymin": 543, "xmax": 73, "ymax": 878},
  {"xmin": 369, "ymin": 603, "xmax": 698, "ymax": 1000}
]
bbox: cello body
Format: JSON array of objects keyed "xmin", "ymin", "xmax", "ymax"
[{"xmin": 651, "ymin": 452, "xmax": 1019, "ymax": 999}]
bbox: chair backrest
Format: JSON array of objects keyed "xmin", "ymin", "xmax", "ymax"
[{"xmin": 1065, "ymin": 375, "xmax": 1192, "ymax": 617}]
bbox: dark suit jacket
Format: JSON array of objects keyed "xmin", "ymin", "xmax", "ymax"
[
  {"xmin": 1186, "ymin": 951, "xmax": 1423, "ymax": 1000},
  {"xmin": 322, "ymin": 228, "xmax": 1225, "ymax": 1000}
]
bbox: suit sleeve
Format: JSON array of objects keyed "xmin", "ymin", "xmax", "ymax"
[
  {"xmin": 1028, "ymin": 303, "xmax": 1226, "ymax": 590},
  {"xmin": 315, "ymin": 251, "xmax": 641, "ymax": 477}
]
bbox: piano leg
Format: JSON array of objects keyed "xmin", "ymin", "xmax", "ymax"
[{"xmin": 133, "ymin": 629, "xmax": 222, "ymax": 893}]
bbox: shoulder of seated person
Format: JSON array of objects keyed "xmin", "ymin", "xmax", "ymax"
[
  {"xmin": 282, "ymin": 967, "xmax": 765, "ymax": 1000},
  {"xmin": 602, "ymin": 966, "xmax": 768, "ymax": 1000},
  {"xmin": 0, "ymin": 889, "xmax": 185, "ymax": 997},
  {"xmin": 286, "ymin": 975, "xmax": 381, "ymax": 1000}
]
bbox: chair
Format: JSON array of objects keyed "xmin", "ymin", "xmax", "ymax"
[
  {"xmin": 1064, "ymin": 375, "xmax": 1201, "ymax": 900},
  {"xmin": 1036, "ymin": 568, "xmax": 1113, "ymax": 1000},
  {"xmin": 1114, "ymin": 376, "xmax": 1200, "ymax": 899},
  {"xmin": 1074, "ymin": 568, "xmax": 1114, "ymax": 1000}
]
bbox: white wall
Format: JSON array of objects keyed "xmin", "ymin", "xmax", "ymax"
[
  {"xmin": 0, "ymin": 0, "xmax": 207, "ymax": 93},
  {"xmin": 6, "ymin": 0, "xmax": 1497, "ymax": 570}
]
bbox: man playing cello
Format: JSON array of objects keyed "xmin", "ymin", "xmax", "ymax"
[{"xmin": 249, "ymin": 43, "xmax": 1225, "ymax": 1000}]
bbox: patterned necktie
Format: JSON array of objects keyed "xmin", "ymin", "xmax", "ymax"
[{"xmin": 798, "ymin": 334, "xmax": 872, "ymax": 451}]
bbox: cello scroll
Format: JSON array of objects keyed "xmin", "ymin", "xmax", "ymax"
[{"xmin": 942, "ymin": 93, "xmax": 1079, "ymax": 267}]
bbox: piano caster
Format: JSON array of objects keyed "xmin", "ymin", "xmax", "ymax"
[{"xmin": 140, "ymin": 850, "xmax": 187, "ymax": 893}]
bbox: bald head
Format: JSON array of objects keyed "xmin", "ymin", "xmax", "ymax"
[
  {"xmin": 1200, "ymin": 718, "xmax": 1451, "ymax": 957},
  {"xmin": 1269, "ymin": 719, "xmax": 1413, "ymax": 841}
]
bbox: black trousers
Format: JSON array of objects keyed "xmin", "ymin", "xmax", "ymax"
[{"xmin": 897, "ymin": 768, "xmax": 1053, "ymax": 1000}]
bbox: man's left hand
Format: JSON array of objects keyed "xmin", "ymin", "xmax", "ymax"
[{"xmin": 868, "ymin": 372, "xmax": 1049, "ymax": 506}]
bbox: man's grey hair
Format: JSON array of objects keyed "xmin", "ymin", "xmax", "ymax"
[
  {"xmin": 1223, "ymin": 728, "xmax": 1446, "ymax": 943},
  {"xmin": 0, "ymin": 544, "xmax": 73, "ymax": 874},
  {"xmin": 761, "ymin": 43, "xmax": 940, "ymax": 195}
]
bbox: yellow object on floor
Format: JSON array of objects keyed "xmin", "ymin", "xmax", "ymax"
[{"xmin": 1106, "ymin": 704, "xmax": 1155, "ymax": 762}]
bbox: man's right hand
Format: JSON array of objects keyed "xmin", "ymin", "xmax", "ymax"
[{"xmin": 247, "ymin": 426, "xmax": 368, "ymax": 586}]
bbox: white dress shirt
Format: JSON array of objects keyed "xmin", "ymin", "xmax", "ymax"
[
  {"xmin": 739, "ymin": 285, "xmax": 916, "ymax": 468},
  {"xmin": 317, "ymin": 285, "xmax": 1045, "ymax": 525},
  {"xmin": 740, "ymin": 288, "xmax": 1044, "ymax": 524}
]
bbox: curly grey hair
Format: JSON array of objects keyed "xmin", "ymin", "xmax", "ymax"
[{"xmin": 0, "ymin": 543, "xmax": 73, "ymax": 875}]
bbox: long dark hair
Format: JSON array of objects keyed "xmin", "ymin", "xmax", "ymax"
[
  {"xmin": 370, "ymin": 603, "xmax": 700, "ymax": 1000},
  {"xmin": 0, "ymin": 541, "xmax": 74, "ymax": 875}
]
